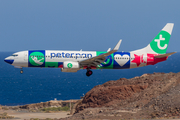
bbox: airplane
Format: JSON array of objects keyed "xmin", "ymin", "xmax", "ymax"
[{"xmin": 4, "ymin": 23, "xmax": 176, "ymax": 76}]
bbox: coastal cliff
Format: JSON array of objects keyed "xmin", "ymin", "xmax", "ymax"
[{"xmin": 64, "ymin": 72, "xmax": 180, "ymax": 119}]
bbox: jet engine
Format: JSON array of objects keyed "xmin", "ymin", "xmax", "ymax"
[{"xmin": 61, "ymin": 61, "xmax": 80, "ymax": 72}]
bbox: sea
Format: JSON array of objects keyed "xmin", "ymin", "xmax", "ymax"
[{"xmin": 0, "ymin": 52, "xmax": 179, "ymax": 106}]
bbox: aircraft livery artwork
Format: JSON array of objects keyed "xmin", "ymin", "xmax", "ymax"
[{"xmin": 4, "ymin": 23, "xmax": 176, "ymax": 76}]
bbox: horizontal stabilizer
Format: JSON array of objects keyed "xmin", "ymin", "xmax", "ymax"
[{"xmin": 154, "ymin": 52, "xmax": 176, "ymax": 58}]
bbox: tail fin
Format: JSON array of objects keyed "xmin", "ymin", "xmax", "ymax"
[{"xmin": 131, "ymin": 23, "xmax": 174, "ymax": 54}]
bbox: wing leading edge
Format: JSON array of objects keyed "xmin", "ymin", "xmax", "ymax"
[{"xmin": 79, "ymin": 40, "xmax": 122, "ymax": 67}]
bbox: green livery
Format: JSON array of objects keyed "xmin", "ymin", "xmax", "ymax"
[
  {"xmin": 96, "ymin": 51, "xmax": 114, "ymax": 69},
  {"xmin": 150, "ymin": 30, "xmax": 171, "ymax": 54},
  {"xmin": 45, "ymin": 62, "xmax": 58, "ymax": 67},
  {"xmin": 29, "ymin": 52, "xmax": 45, "ymax": 66}
]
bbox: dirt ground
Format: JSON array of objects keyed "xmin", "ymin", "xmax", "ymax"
[{"xmin": 0, "ymin": 109, "xmax": 71, "ymax": 120}]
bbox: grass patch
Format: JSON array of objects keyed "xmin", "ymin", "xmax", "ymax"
[
  {"xmin": 41, "ymin": 106, "xmax": 69, "ymax": 112},
  {"xmin": 0, "ymin": 112, "xmax": 14, "ymax": 119}
]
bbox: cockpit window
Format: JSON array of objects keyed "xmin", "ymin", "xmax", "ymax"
[{"xmin": 11, "ymin": 54, "xmax": 18, "ymax": 57}]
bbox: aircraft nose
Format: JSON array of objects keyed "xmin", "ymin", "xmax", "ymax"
[{"xmin": 4, "ymin": 57, "xmax": 14, "ymax": 64}]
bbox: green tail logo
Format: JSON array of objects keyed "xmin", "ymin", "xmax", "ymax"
[
  {"xmin": 149, "ymin": 23, "xmax": 174, "ymax": 54},
  {"xmin": 150, "ymin": 30, "xmax": 171, "ymax": 54}
]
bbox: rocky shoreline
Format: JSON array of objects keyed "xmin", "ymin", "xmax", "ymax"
[
  {"xmin": 0, "ymin": 99, "xmax": 78, "ymax": 112},
  {"xmin": 0, "ymin": 100, "xmax": 78, "ymax": 119}
]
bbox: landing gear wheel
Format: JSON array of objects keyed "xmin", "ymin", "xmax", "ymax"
[
  {"xmin": 20, "ymin": 70, "xmax": 23, "ymax": 74},
  {"xmin": 86, "ymin": 70, "xmax": 93, "ymax": 77}
]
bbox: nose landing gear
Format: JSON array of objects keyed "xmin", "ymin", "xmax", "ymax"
[
  {"xmin": 86, "ymin": 69, "xmax": 93, "ymax": 77},
  {"xmin": 20, "ymin": 69, "xmax": 23, "ymax": 74}
]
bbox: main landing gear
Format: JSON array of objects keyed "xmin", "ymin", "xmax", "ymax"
[{"xmin": 86, "ymin": 69, "xmax": 93, "ymax": 77}]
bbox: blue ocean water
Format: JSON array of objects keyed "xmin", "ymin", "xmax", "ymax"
[{"xmin": 0, "ymin": 52, "xmax": 179, "ymax": 106}]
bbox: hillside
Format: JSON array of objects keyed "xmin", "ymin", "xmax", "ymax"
[{"xmin": 63, "ymin": 72, "xmax": 180, "ymax": 119}]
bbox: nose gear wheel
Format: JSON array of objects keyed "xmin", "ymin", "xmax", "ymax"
[{"xmin": 20, "ymin": 69, "xmax": 23, "ymax": 74}]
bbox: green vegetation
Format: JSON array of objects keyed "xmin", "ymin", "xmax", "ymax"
[
  {"xmin": 0, "ymin": 112, "xmax": 14, "ymax": 119},
  {"xmin": 41, "ymin": 106, "xmax": 70, "ymax": 112}
]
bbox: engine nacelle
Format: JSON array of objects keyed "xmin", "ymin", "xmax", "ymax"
[
  {"xmin": 61, "ymin": 61, "xmax": 80, "ymax": 72},
  {"xmin": 63, "ymin": 61, "xmax": 80, "ymax": 69}
]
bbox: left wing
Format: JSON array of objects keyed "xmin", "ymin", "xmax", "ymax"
[{"xmin": 80, "ymin": 40, "xmax": 122, "ymax": 67}]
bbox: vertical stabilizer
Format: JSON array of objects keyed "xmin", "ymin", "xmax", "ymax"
[{"xmin": 131, "ymin": 23, "xmax": 174, "ymax": 54}]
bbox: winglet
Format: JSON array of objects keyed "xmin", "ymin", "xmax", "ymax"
[
  {"xmin": 107, "ymin": 48, "xmax": 111, "ymax": 52},
  {"xmin": 113, "ymin": 39, "xmax": 122, "ymax": 51}
]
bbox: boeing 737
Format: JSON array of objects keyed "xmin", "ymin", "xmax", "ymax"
[{"xmin": 4, "ymin": 23, "xmax": 176, "ymax": 76}]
